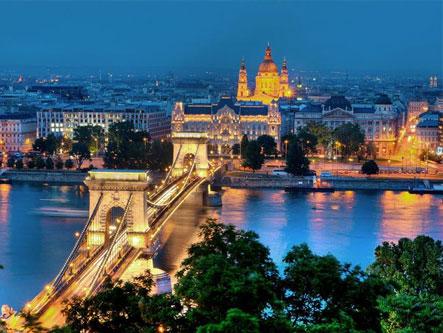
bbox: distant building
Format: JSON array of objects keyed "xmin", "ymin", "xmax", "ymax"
[
  {"xmin": 429, "ymin": 75, "xmax": 438, "ymax": 88},
  {"xmin": 407, "ymin": 101, "xmax": 429, "ymax": 122},
  {"xmin": 0, "ymin": 113, "xmax": 36, "ymax": 152},
  {"xmin": 171, "ymin": 96, "xmax": 281, "ymax": 155},
  {"xmin": 27, "ymin": 85, "xmax": 88, "ymax": 101},
  {"xmin": 37, "ymin": 102, "xmax": 171, "ymax": 139},
  {"xmin": 292, "ymin": 94, "xmax": 399, "ymax": 158},
  {"xmin": 415, "ymin": 111, "xmax": 442, "ymax": 152},
  {"xmin": 236, "ymin": 45, "xmax": 293, "ymax": 105}
]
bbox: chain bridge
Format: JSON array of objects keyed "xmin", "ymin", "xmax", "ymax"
[{"xmin": 11, "ymin": 132, "xmax": 224, "ymax": 328}]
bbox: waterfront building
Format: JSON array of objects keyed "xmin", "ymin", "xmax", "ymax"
[
  {"xmin": 407, "ymin": 101, "xmax": 429, "ymax": 123},
  {"xmin": 171, "ymin": 96, "xmax": 281, "ymax": 155},
  {"xmin": 292, "ymin": 94, "xmax": 399, "ymax": 158},
  {"xmin": 236, "ymin": 45, "xmax": 293, "ymax": 105},
  {"xmin": 415, "ymin": 111, "xmax": 442, "ymax": 152},
  {"xmin": 37, "ymin": 102, "xmax": 171, "ymax": 139},
  {"xmin": 0, "ymin": 113, "xmax": 36, "ymax": 152}
]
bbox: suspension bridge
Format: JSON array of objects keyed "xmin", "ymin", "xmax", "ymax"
[{"xmin": 8, "ymin": 132, "xmax": 224, "ymax": 328}]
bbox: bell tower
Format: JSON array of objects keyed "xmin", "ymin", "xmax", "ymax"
[
  {"xmin": 236, "ymin": 58, "xmax": 249, "ymax": 99},
  {"xmin": 279, "ymin": 57, "xmax": 291, "ymax": 98}
]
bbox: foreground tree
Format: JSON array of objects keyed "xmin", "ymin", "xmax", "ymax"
[
  {"xmin": 175, "ymin": 219, "xmax": 282, "ymax": 330},
  {"xmin": 285, "ymin": 141, "xmax": 310, "ymax": 176},
  {"xmin": 33, "ymin": 134, "xmax": 61, "ymax": 156},
  {"xmin": 284, "ymin": 244, "xmax": 386, "ymax": 331},
  {"xmin": 368, "ymin": 235, "xmax": 443, "ymax": 295},
  {"xmin": 303, "ymin": 121, "xmax": 332, "ymax": 153},
  {"xmin": 148, "ymin": 139, "xmax": 173, "ymax": 171},
  {"xmin": 242, "ymin": 140, "xmax": 264, "ymax": 172},
  {"xmin": 73, "ymin": 125, "xmax": 105, "ymax": 156},
  {"xmin": 296, "ymin": 127, "xmax": 318, "ymax": 155}
]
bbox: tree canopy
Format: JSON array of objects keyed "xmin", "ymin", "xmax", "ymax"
[
  {"xmin": 257, "ymin": 135, "xmax": 277, "ymax": 156},
  {"xmin": 285, "ymin": 140, "xmax": 310, "ymax": 176},
  {"xmin": 242, "ymin": 140, "xmax": 264, "ymax": 172},
  {"xmin": 333, "ymin": 123, "xmax": 365, "ymax": 158}
]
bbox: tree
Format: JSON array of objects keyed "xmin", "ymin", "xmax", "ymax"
[
  {"xmin": 361, "ymin": 160, "xmax": 379, "ymax": 175},
  {"xmin": 285, "ymin": 141, "xmax": 310, "ymax": 176},
  {"xmin": 368, "ymin": 235, "xmax": 443, "ymax": 295},
  {"xmin": 7, "ymin": 157, "xmax": 15, "ymax": 168},
  {"xmin": 197, "ymin": 308, "xmax": 260, "ymax": 333},
  {"xmin": 378, "ymin": 293, "xmax": 443, "ymax": 333},
  {"xmin": 15, "ymin": 159, "xmax": 24, "ymax": 169},
  {"xmin": 242, "ymin": 140, "xmax": 264, "ymax": 172},
  {"xmin": 257, "ymin": 135, "xmax": 276, "ymax": 156},
  {"xmin": 27, "ymin": 159, "xmax": 35, "ymax": 169},
  {"xmin": 45, "ymin": 157, "xmax": 54, "ymax": 170},
  {"xmin": 283, "ymin": 244, "xmax": 386, "ymax": 331},
  {"xmin": 333, "ymin": 123, "xmax": 365, "ymax": 158},
  {"xmin": 70, "ymin": 143, "xmax": 90, "ymax": 169},
  {"xmin": 232, "ymin": 143, "xmax": 240, "ymax": 156},
  {"xmin": 148, "ymin": 139, "xmax": 173, "ymax": 171},
  {"xmin": 64, "ymin": 159, "xmax": 74, "ymax": 170},
  {"xmin": 296, "ymin": 127, "xmax": 318, "ymax": 155},
  {"xmin": 73, "ymin": 125, "xmax": 105, "ymax": 155},
  {"xmin": 20, "ymin": 311, "xmax": 47, "ymax": 333},
  {"xmin": 175, "ymin": 219, "xmax": 281, "ymax": 330},
  {"xmin": 104, "ymin": 122, "xmax": 151, "ymax": 169},
  {"xmin": 35, "ymin": 156, "xmax": 46, "ymax": 169},
  {"xmin": 240, "ymin": 135, "xmax": 249, "ymax": 159},
  {"xmin": 55, "ymin": 158, "xmax": 64, "ymax": 170},
  {"xmin": 303, "ymin": 121, "xmax": 332, "ymax": 152},
  {"xmin": 33, "ymin": 134, "xmax": 61, "ymax": 156}
]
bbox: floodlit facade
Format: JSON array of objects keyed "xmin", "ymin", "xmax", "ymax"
[
  {"xmin": 0, "ymin": 113, "xmax": 36, "ymax": 152},
  {"xmin": 172, "ymin": 96, "xmax": 281, "ymax": 155},
  {"xmin": 292, "ymin": 95, "xmax": 399, "ymax": 158},
  {"xmin": 237, "ymin": 45, "xmax": 293, "ymax": 105}
]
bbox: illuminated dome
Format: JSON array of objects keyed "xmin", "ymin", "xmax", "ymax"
[{"xmin": 258, "ymin": 45, "xmax": 278, "ymax": 74}]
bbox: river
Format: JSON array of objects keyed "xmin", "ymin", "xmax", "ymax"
[{"xmin": 0, "ymin": 184, "xmax": 442, "ymax": 309}]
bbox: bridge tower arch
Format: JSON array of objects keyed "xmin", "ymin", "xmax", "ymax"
[
  {"xmin": 172, "ymin": 132, "xmax": 209, "ymax": 177},
  {"xmin": 84, "ymin": 170, "xmax": 151, "ymax": 249}
]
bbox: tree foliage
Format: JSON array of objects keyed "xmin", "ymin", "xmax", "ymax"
[
  {"xmin": 242, "ymin": 140, "xmax": 264, "ymax": 172},
  {"xmin": 240, "ymin": 134, "xmax": 249, "ymax": 159},
  {"xmin": 175, "ymin": 219, "xmax": 281, "ymax": 330},
  {"xmin": 362, "ymin": 160, "xmax": 379, "ymax": 175},
  {"xmin": 70, "ymin": 143, "xmax": 91, "ymax": 169},
  {"xmin": 333, "ymin": 123, "xmax": 365, "ymax": 158},
  {"xmin": 257, "ymin": 135, "xmax": 277, "ymax": 156},
  {"xmin": 285, "ymin": 141, "xmax": 310, "ymax": 176},
  {"xmin": 33, "ymin": 134, "xmax": 61, "ymax": 155}
]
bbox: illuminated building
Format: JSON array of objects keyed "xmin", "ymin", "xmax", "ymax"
[
  {"xmin": 292, "ymin": 95, "xmax": 399, "ymax": 158},
  {"xmin": 0, "ymin": 113, "xmax": 36, "ymax": 152},
  {"xmin": 37, "ymin": 102, "xmax": 171, "ymax": 139},
  {"xmin": 429, "ymin": 75, "xmax": 438, "ymax": 88},
  {"xmin": 172, "ymin": 96, "xmax": 281, "ymax": 155},
  {"xmin": 236, "ymin": 44, "xmax": 293, "ymax": 105},
  {"xmin": 415, "ymin": 111, "xmax": 442, "ymax": 152}
]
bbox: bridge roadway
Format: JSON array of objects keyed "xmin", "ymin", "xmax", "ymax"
[{"xmin": 11, "ymin": 172, "xmax": 210, "ymax": 329}]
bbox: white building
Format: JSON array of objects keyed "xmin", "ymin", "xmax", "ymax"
[{"xmin": 37, "ymin": 102, "xmax": 171, "ymax": 139}]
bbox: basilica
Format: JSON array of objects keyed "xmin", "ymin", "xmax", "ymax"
[{"xmin": 237, "ymin": 44, "xmax": 293, "ymax": 105}]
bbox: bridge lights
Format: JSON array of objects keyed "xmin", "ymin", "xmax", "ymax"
[{"xmin": 74, "ymin": 231, "xmax": 80, "ymax": 238}]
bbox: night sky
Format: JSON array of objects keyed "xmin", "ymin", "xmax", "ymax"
[{"xmin": 0, "ymin": 1, "xmax": 441, "ymax": 74}]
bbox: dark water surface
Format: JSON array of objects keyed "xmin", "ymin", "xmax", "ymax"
[{"xmin": 1, "ymin": 184, "xmax": 442, "ymax": 308}]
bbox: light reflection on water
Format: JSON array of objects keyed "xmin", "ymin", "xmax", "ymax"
[{"xmin": 1, "ymin": 185, "xmax": 442, "ymax": 310}]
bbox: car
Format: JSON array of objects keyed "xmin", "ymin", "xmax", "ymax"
[{"xmin": 320, "ymin": 171, "xmax": 333, "ymax": 177}]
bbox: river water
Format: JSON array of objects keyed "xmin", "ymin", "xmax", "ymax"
[{"xmin": 1, "ymin": 184, "xmax": 442, "ymax": 309}]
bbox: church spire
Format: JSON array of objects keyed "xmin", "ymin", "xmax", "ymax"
[{"xmin": 237, "ymin": 58, "xmax": 249, "ymax": 99}]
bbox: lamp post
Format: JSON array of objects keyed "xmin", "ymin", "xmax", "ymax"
[{"xmin": 284, "ymin": 139, "xmax": 289, "ymax": 157}]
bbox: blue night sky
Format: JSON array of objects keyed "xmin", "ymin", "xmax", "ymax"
[{"xmin": 0, "ymin": 1, "xmax": 441, "ymax": 74}]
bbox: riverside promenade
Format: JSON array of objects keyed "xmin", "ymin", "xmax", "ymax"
[{"xmin": 217, "ymin": 171, "xmax": 443, "ymax": 191}]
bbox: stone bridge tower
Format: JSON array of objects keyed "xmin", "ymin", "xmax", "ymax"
[
  {"xmin": 171, "ymin": 132, "xmax": 209, "ymax": 177},
  {"xmin": 84, "ymin": 170, "xmax": 151, "ymax": 249}
]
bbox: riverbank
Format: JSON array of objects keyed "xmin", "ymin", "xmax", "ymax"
[
  {"xmin": 3, "ymin": 170, "xmax": 87, "ymax": 184},
  {"xmin": 217, "ymin": 172, "xmax": 443, "ymax": 191}
]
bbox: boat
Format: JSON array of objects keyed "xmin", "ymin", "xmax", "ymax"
[{"xmin": 408, "ymin": 183, "xmax": 443, "ymax": 195}]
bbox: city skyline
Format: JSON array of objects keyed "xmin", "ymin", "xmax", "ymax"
[{"xmin": 0, "ymin": 1, "xmax": 441, "ymax": 75}]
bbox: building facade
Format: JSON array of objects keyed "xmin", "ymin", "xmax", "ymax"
[
  {"xmin": 237, "ymin": 45, "xmax": 293, "ymax": 105},
  {"xmin": 0, "ymin": 113, "xmax": 36, "ymax": 152},
  {"xmin": 415, "ymin": 111, "xmax": 442, "ymax": 152},
  {"xmin": 37, "ymin": 102, "xmax": 171, "ymax": 139},
  {"xmin": 292, "ymin": 95, "xmax": 399, "ymax": 158},
  {"xmin": 171, "ymin": 96, "xmax": 281, "ymax": 155}
]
